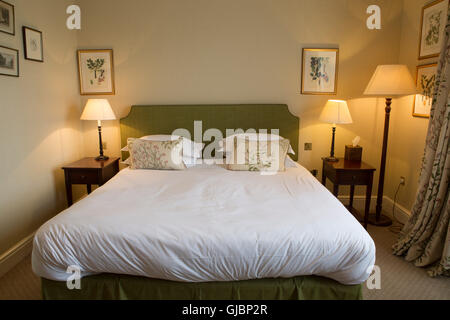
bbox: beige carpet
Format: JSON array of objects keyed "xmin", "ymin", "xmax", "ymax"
[
  {"xmin": 362, "ymin": 225, "xmax": 450, "ymax": 300},
  {"xmin": 0, "ymin": 226, "xmax": 449, "ymax": 300}
]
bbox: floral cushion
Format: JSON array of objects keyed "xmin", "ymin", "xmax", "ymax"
[
  {"xmin": 127, "ymin": 137, "xmax": 186, "ymax": 170},
  {"xmin": 226, "ymin": 137, "xmax": 290, "ymax": 172}
]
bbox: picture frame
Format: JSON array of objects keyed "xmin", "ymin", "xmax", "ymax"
[
  {"xmin": 418, "ymin": 0, "xmax": 449, "ymax": 60},
  {"xmin": 413, "ymin": 63, "xmax": 438, "ymax": 118},
  {"xmin": 0, "ymin": 45, "xmax": 19, "ymax": 77},
  {"xmin": 301, "ymin": 48, "xmax": 339, "ymax": 95},
  {"xmin": 77, "ymin": 49, "xmax": 115, "ymax": 95},
  {"xmin": 0, "ymin": 0, "xmax": 15, "ymax": 35},
  {"xmin": 23, "ymin": 27, "xmax": 44, "ymax": 62}
]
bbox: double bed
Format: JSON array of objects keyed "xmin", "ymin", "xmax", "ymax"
[{"xmin": 32, "ymin": 105, "xmax": 375, "ymax": 300}]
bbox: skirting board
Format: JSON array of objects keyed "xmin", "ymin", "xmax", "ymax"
[
  {"xmin": 0, "ymin": 233, "xmax": 34, "ymax": 279},
  {"xmin": 338, "ymin": 195, "xmax": 411, "ymax": 225}
]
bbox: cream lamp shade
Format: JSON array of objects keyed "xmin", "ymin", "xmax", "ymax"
[
  {"xmin": 80, "ymin": 99, "xmax": 116, "ymax": 161},
  {"xmin": 319, "ymin": 100, "xmax": 353, "ymax": 125},
  {"xmin": 80, "ymin": 99, "xmax": 117, "ymax": 121},
  {"xmin": 364, "ymin": 65, "xmax": 417, "ymax": 97}
]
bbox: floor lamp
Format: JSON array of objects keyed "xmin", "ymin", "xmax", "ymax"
[{"xmin": 364, "ymin": 65, "xmax": 417, "ymax": 226}]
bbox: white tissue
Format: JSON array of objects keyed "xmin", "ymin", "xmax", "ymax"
[{"xmin": 352, "ymin": 136, "xmax": 361, "ymax": 147}]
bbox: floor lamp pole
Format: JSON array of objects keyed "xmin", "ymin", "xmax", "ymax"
[{"xmin": 369, "ymin": 97, "xmax": 393, "ymax": 226}]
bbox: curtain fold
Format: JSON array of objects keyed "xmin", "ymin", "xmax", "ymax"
[{"xmin": 392, "ymin": 8, "xmax": 450, "ymax": 277}]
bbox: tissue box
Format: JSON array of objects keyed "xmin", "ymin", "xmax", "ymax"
[{"xmin": 345, "ymin": 145, "xmax": 362, "ymax": 161}]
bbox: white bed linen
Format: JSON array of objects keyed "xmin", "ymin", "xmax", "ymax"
[{"xmin": 32, "ymin": 163, "xmax": 375, "ymax": 285}]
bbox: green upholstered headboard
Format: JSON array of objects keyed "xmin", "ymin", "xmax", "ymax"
[{"xmin": 120, "ymin": 104, "xmax": 300, "ymax": 161}]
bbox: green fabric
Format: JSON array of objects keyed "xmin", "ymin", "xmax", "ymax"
[
  {"xmin": 120, "ymin": 104, "xmax": 300, "ymax": 161},
  {"xmin": 42, "ymin": 275, "xmax": 362, "ymax": 300}
]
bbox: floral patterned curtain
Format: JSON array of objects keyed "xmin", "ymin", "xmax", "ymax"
[{"xmin": 392, "ymin": 9, "xmax": 450, "ymax": 277}]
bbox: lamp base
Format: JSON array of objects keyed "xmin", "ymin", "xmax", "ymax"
[
  {"xmin": 325, "ymin": 156, "xmax": 339, "ymax": 162},
  {"xmin": 367, "ymin": 213, "xmax": 393, "ymax": 227},
  {"xmin": 95, "ymin": 155, "xmax": 109, "ymax": 161}
]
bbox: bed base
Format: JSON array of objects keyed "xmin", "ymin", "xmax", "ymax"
[{"xmin": 41, "ymin": 274, "xmax": 362, "ymax": 300}]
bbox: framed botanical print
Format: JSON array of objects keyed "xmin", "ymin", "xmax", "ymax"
[
  {"xmin": 0, "ymin": 0, "xmax": 14, "ymax": 35},
  {"xmin": 413, "ymin": 63, "xmax": 437, "ymax": 118},
  {"xmin": 301, "ymin": 48, "xmax": 339, "ymax": 95},
  {"xmin": 23, "ymin": 27, "xmax": 44, "ymax": 62},
  {"xmin": 77, "ymin": 49, "xmax": 115, "ymax": 95},
  {"xmin": 419, "ymin": 0, "xmax": 449, "ymax": 60},
  {"xmin": 0, "ymin": 45, "xmax": 19, "ymax": 77}
]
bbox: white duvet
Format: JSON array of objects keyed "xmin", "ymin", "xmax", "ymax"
[{"xmin": 32, "ymin": 163, "xmax": 375, "ymax": 285}]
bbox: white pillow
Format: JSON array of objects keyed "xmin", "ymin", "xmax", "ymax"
[
  {"xmin": 285, "ymin": 156, "xmax": 298, "ymax": 168},
  {"xmin": 122, "ymin": 156, "xmax": 198, "ymax": 168},
  {"xmin": 121, "ymin": 135, "xmax": 204, "ymax": 159},
  {"xmin": 219, "ymin": 133, "xmax": 296, "ymax": 155}
]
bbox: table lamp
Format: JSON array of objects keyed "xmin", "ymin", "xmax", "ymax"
[
  {"xmin": 320, "ymin": 100, "xmax": 353, "ymax": 162},
  {"xmin": 364, "ymin": 65, "xmax": 416, "ymax": 226},
  {"xmin": 81, "ymin": 99, "xmax": 117, "ymax": 161}
]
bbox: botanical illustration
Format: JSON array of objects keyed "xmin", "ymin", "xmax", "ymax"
[
  {"xmin": 414, "ymin": 64, "xmax": 438, "ymax": 117},
  {"xmin": 310, "ymin": 57, "xmax": 330, "ymax": 86},
  {"xmin": 425, "ymin": 11, "xmax": 442, "ymax": 46},
  {"xmin": 23, "ymin": 28, "xmax": 43, "ymax": 62},
  {"xmin": 86, "ymin": 58, "xmax": 105, "ymax": 86},
  {"xmin": 0, "ymin": 1, "xmax": 13, "ymax": 35},
  {"xmin": 0, "ymin": 6, "xmax": 9, "ymax": 28},
  {"xmin": 419, "ymin": 0, "xmax": 449, "ymax": 59},
  {"xmin": 0, "ymin": 52, "xmax": 14, "ymax": 69},
  {"xmin": 0, "ymin": 46, "xmax": 17, "ymax": 76},
  {"xmin": 78, "ymin": 50, "xmax": 115, "ymax": 95},
  {"xmin": 302, "ymin": 49, "xmax": 338, "ymax": 94},
  {"xmin": 420, "ymin": 73, "xmax": 436, "ymax": 102}
]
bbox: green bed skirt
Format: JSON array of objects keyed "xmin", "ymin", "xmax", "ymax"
[{"xmin": 41, "ymin": 274, "xmax": 363, "ymax": 300}]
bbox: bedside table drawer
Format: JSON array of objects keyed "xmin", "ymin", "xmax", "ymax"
[
  {"xmin": 69, "ymin": 170, "xmax": 99, "ymax": 184},
  {"xmin": 337, "ymin": 172, "xmax": 371, "ymax": 185}
]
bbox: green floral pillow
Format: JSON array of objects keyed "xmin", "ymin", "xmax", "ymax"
[
  {"xmin": 127, "ymin": 137, "xmax": 186, "ymax": 170},
  {"xmin": 226, "ymin": 137, "xmax": 290, "ymax": 172}
]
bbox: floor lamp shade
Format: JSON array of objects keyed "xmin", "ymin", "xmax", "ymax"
[
  {"xmin": 364, "ymin": 65, "xmax": 417, "ymax": 96},
  {"xmin": 320, "ymin": 100, "xmax": 353, "ymax": 162},
  {"xmin": 81, "ymin": 99, "xmax": 117, "ymax": 161},
  {"xmin": 364, "ymin": 65, "xmax": 416, "ymax": 226}
]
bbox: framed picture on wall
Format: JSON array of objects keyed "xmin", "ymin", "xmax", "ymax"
[
  {"xmin": 0, "ymin": 0, "xmax": 15, "ymax": 35},
  {"xmin": 301, "ymin": 48, "xmax": 339, "ymax": 95},
  {"xmin": 413, "ymin": 63, "xmax": 438, "ymax": 118},
  {"xmin": 418, "ymin": 0, "xmax": 449, "ymax": 60},
  {"xmin": 0, "ymin": 45, "xmax": 19, "ymax": 77},
  {"xmin": 77, "ymin": 49, "xmax": 115, "ymax": 95},
  {"xmin": 23, "ymin": 27, "xmax": 44, "ymax": 62}
]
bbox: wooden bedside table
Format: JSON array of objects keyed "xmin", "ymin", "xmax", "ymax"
[
  {"xmin": 321, "ymin": 158, "xmax": 376, "ymax": 229},
  {"xmin": 62, "ymin": 157, "xmax": 120, "ymax": 207}
]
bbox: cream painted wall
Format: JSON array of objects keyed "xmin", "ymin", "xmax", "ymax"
[
  {"xmin": 0, "ymin": 0, "xmax": 83, "ymax": 254},
  {"xmin": 78, "ymin": 0, "xmax": 404, "ymax": 200}
]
